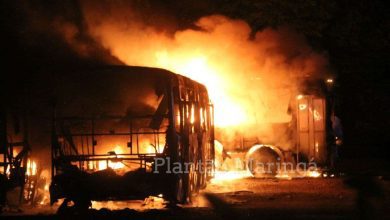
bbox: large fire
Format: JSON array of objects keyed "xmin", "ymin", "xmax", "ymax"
[
  {"xmin": 154, "ymin": 54, "xmax": 248, "ymax": 126},
  {"xmin": 45, "ymin": 4, "xmax": 331, "ymax": 183},
  {"xmin": 64, "ymin": 7, "xmax": 329, "ymax": 130},
  {"xmin": 69, "ymin": 10, "xmax": 329, "ymax": 182}
]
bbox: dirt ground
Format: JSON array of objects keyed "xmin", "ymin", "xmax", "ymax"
[{"xmin": 2, "ymin": 175, "xmax": 389, "ymax": 220}]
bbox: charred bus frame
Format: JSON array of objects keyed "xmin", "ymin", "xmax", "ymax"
[
  {"xmin": 50, "ymin": 66, "xmax": 214, "ymax": 208},
  {"xmin": 0, "ymin": 110, "xmax": 34, "ymax": 210}
]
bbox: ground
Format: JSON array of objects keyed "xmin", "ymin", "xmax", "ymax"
[{"xmin": 2, "ymin": 175, "xmax": 389, "ymax": 219}]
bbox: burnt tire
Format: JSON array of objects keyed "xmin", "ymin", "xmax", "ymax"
[{"xmin": 247, "ymin": 146, "xmax": 281, "ymax": 177}]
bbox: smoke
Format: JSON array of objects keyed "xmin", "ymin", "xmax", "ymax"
[
  {"xmin": 72, "ymin": 3, "xmax": 329, "ymax": 149},
  {"xmin": 6, "ymin": 1, "xmax": 122, "ymax": 66},
  {"xmin": 5, "ymin": 1, "xmax": 330, "ymax": 154}
]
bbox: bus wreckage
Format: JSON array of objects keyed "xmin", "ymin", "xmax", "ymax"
[{"xmin": 49, "ymin": 66, "xmax": 215, "ymax": 211}]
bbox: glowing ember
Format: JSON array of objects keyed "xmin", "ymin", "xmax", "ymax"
[
  {"xmin": 305, "ymin": 170, "xmax": 322, "ymax": 178},
  {"xmin": 91, "ymin": 196, "xmax": 166, "ymax": 210},
  {"xmin": 275, "ymin": 173, "xmax": 293, "ymax": 180}
]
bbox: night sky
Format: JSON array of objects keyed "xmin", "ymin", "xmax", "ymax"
[{"xmin": 1, "ymin": 0, "xmax": 389, "ymax": 160}]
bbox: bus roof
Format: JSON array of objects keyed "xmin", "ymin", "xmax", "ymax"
[
  {"xmin": 57, "ymin": 65, "xmax": 207, "ymax": 91},
  {"xmin": 53, "ymin": 65, "xmax": 209, "ymax": 116}
]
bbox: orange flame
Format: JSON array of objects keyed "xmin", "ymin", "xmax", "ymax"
[
  {"xmin": 26, "ymin": 159, "xmax": 37, "ymax": 176},
  {"xmin": 211, "ymin": 170, "xmax": 252, "ymax": 183},
  {"xmin": 78, "ymin": 13, "xmax": 328, "ymax": 131}
]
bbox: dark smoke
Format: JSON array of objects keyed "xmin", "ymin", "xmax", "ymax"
[{"xmin": 1, "ymin": 1, "xmax": 329, "ymax": 169}]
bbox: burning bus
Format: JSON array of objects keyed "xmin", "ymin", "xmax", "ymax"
[
  {"xmin": 0, "ymin": 111, "xmax": 40, "ymax": 211},
  {"xmin": 49, "ymin": 66, "xmax": 215, "ymax": 210},
  {"xmin": 215, "ymin": 77, "xmax": 340, "ymax": 178}
]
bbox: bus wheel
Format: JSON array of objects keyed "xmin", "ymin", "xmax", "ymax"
[{"xmin": 246, "ymin": 145, "xmax": 283, "ymax": 178}]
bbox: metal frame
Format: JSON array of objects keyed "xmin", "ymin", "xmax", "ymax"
[
  {"xmin": 0, "ymin": 111, "xmax": 32, "ymax": 206},
  {"xmin": 51, "ymin": 114, "xmax": 169, "ymax": 175},
  {"xmin": 49, "ymin": 67, "xmax": 215, "ymax": 205}
]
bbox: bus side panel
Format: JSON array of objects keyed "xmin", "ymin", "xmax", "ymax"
[{"xmin": 296, "ymin": 96, "xmax": 327, "ymax": 164}]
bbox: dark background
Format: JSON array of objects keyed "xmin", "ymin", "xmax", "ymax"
[{"xmin": 1, "ymin": 0, "xmax": 389, "ymax": 161}]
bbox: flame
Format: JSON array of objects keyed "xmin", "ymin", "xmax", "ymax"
[
  {"xmin": 211, "ymin": 169, "xmax": 323, "ymax": 182},
  {"xmin": 5, "ymin": 166, "xmax": 10, "ymax": 176},
  {"xmin": 26, "ymin": 159, "xmax": 37, "ymax": 176},
  {"xmin": 54, "ymin": 10, "xmax": 331, "ymax": 182},
  {"xmin": 155, "ymin": 54, "xmax": 248, "ymax": 127},
  {"xmin": 306, "ymin": 170, "xmax": 322, "ymax": 178},
  {"xmin": 12, "ymin": 148, "xmax": 21, "ymax": 156},
  {"xmin": 91, "ymin": 196, "xmax": 166, "ymax": 210},
  {"xmin": 108, "ymin": 145, "xmax": 125, "ymax": 169},
  {"xmin": 211, "ymin": 170, "xmax": 252, "ymax": 183},
  {"xmin": 275, "ymin": 173, "xmax": 293, "ymax": 180},
  {"xmin": 95, "ymin": 142, "xmax": 163, "ymax": 171},
  {"xmin": 98, "ymin": 160, "xmax": 108, "ymax": 170},
  {"xmin": 80, "ymin": 13, "xmax": 329, "ymax": 131},
  {"xmin": 38, "ymin": 183, "xmax": 51, "ymax": 205},
  {"xmin": 34, "ymin": 169, "xmax": 53, "ymax": 206},
  {"xmin": 97, "ymin": 145, "xmax": 125, "ymax": 170}
]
